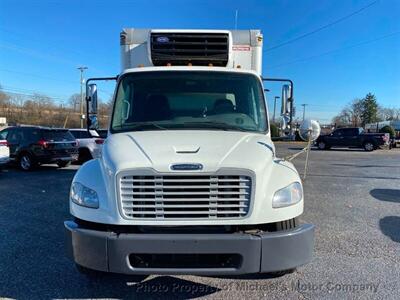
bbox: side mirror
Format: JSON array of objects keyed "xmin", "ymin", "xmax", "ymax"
[
  {"xmin": 281, "ymin": 84, "xmax": 292, "ymax": 115},
  {"xmin": 87, "ymin": 84, "xmax": 98, "ymax": 114},
  {"xmin": 87, "ymin": 84, "xmax": 99, "ymax": 130}
]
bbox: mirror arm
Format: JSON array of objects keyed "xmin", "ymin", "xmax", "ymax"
[
  {"xmin": 262, "ymin": 77, "xmax": 294, "ymax": 134},
  {"xmin": 262, "ymin": 78, "xmax": 294, "ymax": 106},
  {"xmin": 261, "ymin": 77, "xmax": 294, "ymax": 99},
  {"xmin": 85, "ymin": 76, "xmax": 119, "ymax": 131}
]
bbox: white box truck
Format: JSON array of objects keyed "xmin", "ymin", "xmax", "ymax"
[{"xmin": 65, "ymin": 29, "xmax": 315, "ymax": 276}]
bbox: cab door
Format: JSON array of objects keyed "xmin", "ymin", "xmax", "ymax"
[
  {"xmin": 342, "ymin": 128, "xmax": 359, "ymax": 147},
  {"xmin": 326, "ymin": 129, "xmax": 343, "ymax": 146}
]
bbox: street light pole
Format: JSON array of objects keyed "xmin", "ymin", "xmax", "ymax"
[
  {"xmin": 273, "ymin": 96, "xmax": 280, "ymax": 123},
  {"xmin": 77, "ymin": 66, "xmax": 88, "ymax": 128}
]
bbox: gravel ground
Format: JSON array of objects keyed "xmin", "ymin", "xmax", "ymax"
[{"xmin": 0, "ymin": 143, "xmax": 399, "ymax": 300}]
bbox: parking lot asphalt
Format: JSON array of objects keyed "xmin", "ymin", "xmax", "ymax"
[{"xmin": 0, "ymin": 143, "xmax": 399, "ymax": 300}]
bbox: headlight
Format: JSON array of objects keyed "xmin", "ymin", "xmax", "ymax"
[
  {"xmin": 70, "ymin": 182, "xmax": 99, "ymax": 208},
  {"xmin": 272, "ymin": 182, "xmax": 303, "ymax": 208}
]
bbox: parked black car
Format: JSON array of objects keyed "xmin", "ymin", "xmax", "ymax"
[
  {"xmin": 315, "ymin": 127, "xmax": 390, "ymax": 151},
  {"xmin": 0, "ymin": 126, "xmax": 78, "ymax": 170}
]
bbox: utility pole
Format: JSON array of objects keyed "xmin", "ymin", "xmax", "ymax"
[
  {"xmin": 77, "ymin": 66, "xmax": 88, "ymax": 128},
  {"xmin": 301, "ymin": 104, "xmax": 308, "ymax": 121},
  {"xmin": 273, "ymin": 96, "xmax": 280, "ymax": 123}
]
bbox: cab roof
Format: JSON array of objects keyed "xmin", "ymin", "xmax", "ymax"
[{"xmin": 120, "ymin": 66, "xmax": 261, "ymax": 78}]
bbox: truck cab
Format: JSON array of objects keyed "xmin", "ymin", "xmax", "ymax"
[{"xmin": 65, "ymin": 29, "xmax": 314, "ymax": 276}]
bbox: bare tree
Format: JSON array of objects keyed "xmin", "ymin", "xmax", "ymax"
[
  {"xmin": 347, "ymin": 98, "xmax": 363, "ymax": 126},
  {"xmin": 68, "ymin": 93, "xmax": 81, "ymax": 112},
  {"xmin": 0, "ymin": 88, "xmax": 127, "ymax": 129},
  {"xmin": 378, "ymin": 106, "xmax": 400, "ymax": 121}
]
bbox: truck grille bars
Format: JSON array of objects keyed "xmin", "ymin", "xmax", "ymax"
[
  {"xmin": 119, "ymin": 174, "xmax": 252, "ymax": 219},
  {"xmin": 150, "ymin": 32, "xmax": 229, "ymax": 66}
]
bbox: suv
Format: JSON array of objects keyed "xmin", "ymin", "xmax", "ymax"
[
  {"xmin": 315, "ymin": 127, "xmax": 389, "ymax": 151},
  {"xmin": 68, "ymin": 129, "xmax": 104, "ymax": 163},
  {"xmin": 0, "ymin": 126, "xmax": 78, "ymax": 170}
]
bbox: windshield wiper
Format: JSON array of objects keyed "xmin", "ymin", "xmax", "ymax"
[
  {"xmin": 184, "ymin": 121, "xmax": 249, "ymax": 132},
  {"xmin": 115, "ymin": 122, "xmax": 169, "ymax": 131}
]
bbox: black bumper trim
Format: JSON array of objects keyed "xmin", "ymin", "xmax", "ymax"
[{"xmin": 65, "ymin": 221, "xmax": 314, "ymax": 275}]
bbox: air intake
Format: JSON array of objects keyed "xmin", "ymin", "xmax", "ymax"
[{"xmin": 150, "ymin": 32, "xmax": 230, "ymax": 66}]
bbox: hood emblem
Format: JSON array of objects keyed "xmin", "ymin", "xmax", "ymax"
[
  {"xmin": 156, "ymin": 36, "xmax": 170, "ymax": 43},
  {"xmin": 170, "ymin": 163, "xmax": 203, "ymax": 171}
]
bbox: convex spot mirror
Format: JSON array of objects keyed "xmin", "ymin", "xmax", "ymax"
[{"xmin": 299, "ymin": 119, "xmax": 321, "ymax": 142}]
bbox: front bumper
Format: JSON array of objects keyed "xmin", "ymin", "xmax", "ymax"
[
  {"xmin": 65, "ymin": 221, "xmax": 314, "ymax": 275},
  {"xmin": 0, "ymin": 157, "xmax": 9, "ymax": 166},
  {"xmin": 36, "ymin": 153, "xmax": 78, "ymax": 163}
]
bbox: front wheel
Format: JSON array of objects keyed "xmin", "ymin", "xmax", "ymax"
[
  {"xmin": 78, "ymin": 148, "xmax": 93, "ymax": 164},
  {"xmin": 363, "ymin": 142, "xmax": 375, "ymax": 152},
  {"xmin": 19, "ymin": 153, "xmax": 35, "ymax": 171},
  {"xmin": 317, "ymin": 141, "xmax": 327, "ymax": 150}
]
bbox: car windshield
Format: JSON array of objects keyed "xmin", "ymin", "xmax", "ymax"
[{"xmin": 111, "ymin": 71, "xmax": 267, "ymax": 133}]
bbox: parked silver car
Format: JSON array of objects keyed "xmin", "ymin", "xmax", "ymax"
[
  {"xmin": 0, "ymin": 139, "xmax": 10, "ymax": 168},
  {"xmin": 68, "ymin": 129, "xmax": 104, "ymax": 163}
]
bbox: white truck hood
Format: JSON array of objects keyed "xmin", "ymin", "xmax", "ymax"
[{"xmin": 103, "ymin": 130, "xmax": 275, "ymax": 174}]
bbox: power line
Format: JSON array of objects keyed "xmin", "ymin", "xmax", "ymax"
[
  {"xmin": 0, "ymin": 68, "xmax": 76, "ymax": 85},
  {"xmin": 0, "ymin": 42, "xmax": 83, "ymax": 68},
  {"xmin": 1, "ymin": 85, "xmax": 70, "ymax": 99},
  {"xmin": 265, "ymin": 0, "xmax": 379, "ymax": 52},
  {"xmin": 0, "ymin": 27, "xmax": 109, "ymax": 75},
  {"xmin": 268, "ymin": 30, "xmax": 400, "ymax": 70},
  {"xmin": 1, "ymin": 90, "xmax": 69, "ymax": 103},
  {"xmin": 1, "ymin": 83, "xmax": 113, "ymax": 103},
  {"xmin": 0, "ymin": 26, "xmax": 92, "ymax": 61},
  {"xmin": 0, "ymin": 68, "xmax": 114, "ymax": 98}
]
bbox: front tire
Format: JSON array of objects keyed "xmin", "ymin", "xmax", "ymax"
[
  {"xmin": 78, "ymin": 148, "xmax": 92, "ymax": 164},
  {"xmin": 317, "ymin": 141, "xmax": 327, "ymax": 150},
  {"xmin": 363, "ymin": 142, "xmax": 375, "ymax": 152},
  {"xmin": 19, "ymin": 153, "xmax": 35, "ymax": 171}
]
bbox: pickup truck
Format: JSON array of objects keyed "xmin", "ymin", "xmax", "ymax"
[{"xmin": 315, "ymin": 127, "xmax": 389, "ymax": 151}]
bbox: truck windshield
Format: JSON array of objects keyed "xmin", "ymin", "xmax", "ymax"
[{"xmin": 111, "ymin": 71, "xmax": 267, "ymax": 133}]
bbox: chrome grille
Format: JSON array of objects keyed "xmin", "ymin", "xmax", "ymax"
[{"xmin": 119, "ymin": 174, "xmax": 252, "ymax": 219}]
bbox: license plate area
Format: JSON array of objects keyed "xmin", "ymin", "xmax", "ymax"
[{"xmin": 129, "ymin": 253, "xmax": 242, "ymax": 269}]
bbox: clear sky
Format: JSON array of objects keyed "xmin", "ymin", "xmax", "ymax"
[{"xmin": 0, "ymin": 0, "xmax": 399, "ymax": 123}]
